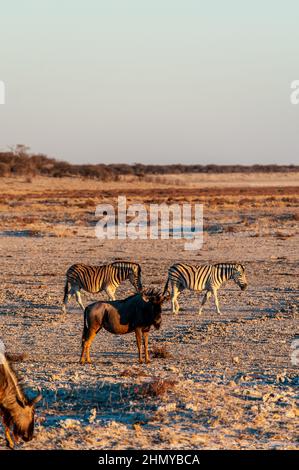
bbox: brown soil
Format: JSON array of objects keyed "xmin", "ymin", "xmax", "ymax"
[{"xmin": 0, "ymin": 174, "xmax": 298, "ymax": 449}]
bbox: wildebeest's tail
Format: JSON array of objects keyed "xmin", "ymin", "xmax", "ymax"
[
  {"xmin": 81, "ymin": 307, "xmax": 89, "ymax": 347},
  {"xmin": 162, "ymin": 277, "xmax": 170, "ymax": 296}
]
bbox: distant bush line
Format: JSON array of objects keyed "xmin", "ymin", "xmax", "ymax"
[{"xmin": 0, "ymin": 148, "xmax": 298, "ymax": 180}]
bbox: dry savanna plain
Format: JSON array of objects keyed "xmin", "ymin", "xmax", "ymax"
[{"xmin": 0, "ymin": 172, "xmax": 298, "ymax": 450}]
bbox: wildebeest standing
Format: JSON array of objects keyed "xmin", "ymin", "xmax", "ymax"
[
  {"xmin": 0, "ymin": 352, "xmax": 42, "ymax": 448},
  {"xmin": 80, "ymin": 289, "xmax": 168, "ymax": 365}
]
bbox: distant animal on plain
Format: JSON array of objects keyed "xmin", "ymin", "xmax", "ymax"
[
  {"xmin": 0, "ymin": 351, "xmax": 41, "ymax": 449},
  {"xmin": 62, "ymin": 261, "xmax": 142, "ymax": 313},
  {"xmin": 163, "ymin": 262, "xmax": 248, "ymax": 314},
  {"xmin": 80, "ymin": 289, "xmax": 168, "ymax": 365}
]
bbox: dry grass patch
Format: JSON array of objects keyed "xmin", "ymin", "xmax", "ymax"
[
  {"xmin": 119, "ymin": 368, "xmax": 148, "ymax": 378},
  {"xmin": 134, "ymin": 377, "xmax": 177, "ymax": 398},
  {"xmin": 6, "ymin": 352, "xmax": 28, "ymax": 362},
  {"xmin": 151, "ymin": 344, "xmax": 173, "ymax": 359}
]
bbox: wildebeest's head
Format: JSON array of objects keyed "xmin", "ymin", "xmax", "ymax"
[
  {"xmin": 129, "ymin": 263, "xmax": 143, "ymax": 292},
  {"xmin": 1, "ymin": 356, "xmax": 42, "ymax": 444},
  {"xmin": 12, "ymin": 393, "xmax": 42, "ymax": 442},
  {"xmin": 232, "ymin": 264, "xmax": 248, "ymax": 291},
  {"xmin": 141, "ymin": 288, "xmax": 169, "ymax": 329}
]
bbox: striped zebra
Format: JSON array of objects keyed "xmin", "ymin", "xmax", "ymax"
[
  {"xmin": 163, "ymin": 263, "xmax": 247, "ymax": 315},
  {"xmin": 62, "ymin": 261, "xmax": 142, "ymax": 313}
]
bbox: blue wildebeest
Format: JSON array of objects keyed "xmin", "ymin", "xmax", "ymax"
[
  {"xmin": 80, "ymin": 289, "xmax": 168, "ymax": 365},
  {"xmin": 0, "ymin": 351, "xmax": 41, "ymax": 448}
]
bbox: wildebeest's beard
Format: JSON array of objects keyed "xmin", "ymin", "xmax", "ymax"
[
  {"xmin": 13, "ymin": 409, "xmax": 34, "ymax": 442},
  {"xmin": 136, "ymin": 278, "xmax": 143, "ymax": 292},
  {"xmin": 136, "ymin": 270, "xmax": 143, "ymax": 292},
  {"xmin": 11, "ymin": 399, "xmax": 36, "ymax": 442},
  {"xmin": 153, "ymin": 306, "xmax": 162, "ymax": 330}
]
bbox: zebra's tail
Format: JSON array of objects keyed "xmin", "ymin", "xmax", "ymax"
[
  {"xmin": 162, "ymin": 277, "xmax": 170, "ymax": 297},
  {"xmin": 63, "ymin": 279, "xmax": 70, "ymax": 304}
]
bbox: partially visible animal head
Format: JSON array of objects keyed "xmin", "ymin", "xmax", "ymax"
[
  {"xmin": 232, "ymin": 264, "xmax": 248, "ymax": 291},
  {"xmin": 11, "ymin": 393, "xmax": 42, "ymax": 442},
  {"xmin": 0, "ymin": 357, "xmax": 42, "ymax": 444},
  {"xmin": 141, "ymin": 288, "xmax": 169, "ymax": 329}
]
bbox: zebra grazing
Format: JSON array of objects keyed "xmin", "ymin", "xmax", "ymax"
[
  {"xmin": 163, "ymin": 263, "xmax": 247, "ymax": 315},
  {"xmin": 62, "ymin": 261, "xmax": 142, "ymax": 313}
]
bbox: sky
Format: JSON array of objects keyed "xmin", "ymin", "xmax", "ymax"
[{"xmin": 0, "ymin": 0, "xmax": 298, "ymax": 165}]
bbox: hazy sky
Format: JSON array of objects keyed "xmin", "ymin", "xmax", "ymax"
[{"xmin": 0, "ymin": 0, "xmax": 298, "ymax": 164}]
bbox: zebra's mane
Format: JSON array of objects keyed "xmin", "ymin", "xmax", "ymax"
[
  {"xmin": 110, "ymin": 261, "xmax": 139, "ymax": 268},
  {"xmin": 213, "ymin": 263, "xmax": 242, "ymax": 268}
]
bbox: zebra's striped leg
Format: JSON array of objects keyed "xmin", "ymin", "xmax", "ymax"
[
  {"xmin": 62, "ymin": 294, "xmax": 71, "ymax": 314},
  {"xmin": 75, "ymin": 290, "xmax": 85, "ymax": 311},
  {"xmin": 213, "ymin": 289, "xmax": 221, "ymax": 315},
  {"xmin": 198, "ymin": 290, "xmax": 211, "ymax": 315},
  {"xmin": 62, "ymin": 301, "xmax": 68, "ymax": 315},
  {"xmin": 105, "ymin": 286, "xmax": 116, "ymax": 301},
  {"xmin": 171, "ymin": 285, "xmax": 180, "ymax": 314}
]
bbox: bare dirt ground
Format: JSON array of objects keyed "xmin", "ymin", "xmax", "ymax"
[{"xmin": 0, "ymin": 173, "xmax": 298, "ymax": 450}]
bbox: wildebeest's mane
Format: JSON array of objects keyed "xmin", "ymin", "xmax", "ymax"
[
  {"xmin": 141, "ymin": 288, "xmax": 163, "ymax": 302},
  {"xmin": 119, "ymin": 288, "xmax": 162, "ymax": 303},
  {"xmin": 0, "ymin": 356, "xmax": 27, "ymax": 405}
]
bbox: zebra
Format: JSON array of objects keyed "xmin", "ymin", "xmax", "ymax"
[
  {"xmin": 62, "ymin": 261, "xmax": 142, "ymax": 313},
  {"xmin": 163, "ymin": 263, "xmax": 247, "ymax": 315}
]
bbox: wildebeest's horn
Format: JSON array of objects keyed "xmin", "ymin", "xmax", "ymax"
[
  {"xmin": 2, "ymin": 356, "xmax": 26, "ymax": 406},
  {"xmin": 31, "ymin": 393, "xmax": 42, "ymax": 405}
]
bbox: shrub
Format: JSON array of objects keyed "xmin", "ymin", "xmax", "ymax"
[
  {"xmin": 133, "ymin": 377, "xmax": 177, "ymax": 397},
  {"xmin": 151, "ymin": 344, "xmax": 173, "ymax": 359}
]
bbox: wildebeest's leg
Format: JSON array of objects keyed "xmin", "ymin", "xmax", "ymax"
[
  {"xmin": 198, "ymin": 290, "xmax": 211, "ymax": 315},
  {"xmin": 75, "ymin": 290, "xmax": 85, "ymax": 311},
  {"xmin": 80, "ymin": 341, "xmax": 87, "ymax": 364},
  {"xmin": 105, "ymin": 286, "xmax": 116, "ymax": 301},
  {"xmin": 4, "ymin": 424, "xmax": 14, "ymax": 449},
  {"xmin": 80, "ymin": 329, "xmax": 98, "ymax": 364},
  {"xmin": 135, "ymin": 328, "xmax": 143, "ymax": 363},
  {"xmin": 212, "ymin": 288, "xmax": 221, "ymax": 314},
  {"xmin": 143, "ymin": 331, "xmax": 150, "ymax": 364}
]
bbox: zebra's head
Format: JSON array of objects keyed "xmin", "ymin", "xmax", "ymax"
[
  {"xmin": 129, "ymin": 264, "xmax": 143, "ymax": 292},
  {"xmin": 232, "ymin": 264, "xmax": 248, "ymax": 291}
]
